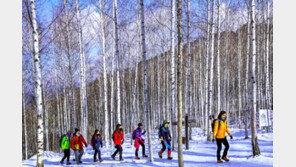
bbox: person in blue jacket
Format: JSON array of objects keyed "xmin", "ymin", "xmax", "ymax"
[
  {"xmin": 158, "ymin": 120, "xmax": 173, "ymax": 160},
  {"xmin": 91, "ymin": 129, "xmax": 103, "ymax": 162}
]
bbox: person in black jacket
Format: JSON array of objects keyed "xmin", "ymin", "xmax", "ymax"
[
  {"xmin": 158, "ymin": 120, "xmax": 173, "ymax": 160},
  {"xmin": 91, "ymin": 129, "xmax": 103, "ymax": 162}
]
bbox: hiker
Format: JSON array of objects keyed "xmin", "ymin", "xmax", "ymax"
[
  {"xmin": 71, "ymin": 128, "xmax": 87, "ymax": 164},
  {"xmin": 91, "ymin": 129, "xmax": 103, "ymax": 162},
  {"xmin": 212, "ymin": 111, "xmax": 233, "ymax": 163},
  {"xmin": 133, "ymin": 123, "xmax": 148, "ymax": 159},
  {"xmin": 158, "ymin": 120, "xmax": 173, "ymax": 160},
  {"xmin": 60, "ymin": 132, "xmax": 71, "ymax": 165},
  {"xmin": 111, "ymin": 124, "xmax": 124, "ymax": 161}
]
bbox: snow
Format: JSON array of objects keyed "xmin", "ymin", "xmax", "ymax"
[{"xmin": 22, "ymin": 128, "xmax": 273, "ymax": 167}]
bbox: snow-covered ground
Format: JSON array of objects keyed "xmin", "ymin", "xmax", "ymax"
[{"xmin": 22, "ymin": 127, "xmax": 273, "ymax": 167}]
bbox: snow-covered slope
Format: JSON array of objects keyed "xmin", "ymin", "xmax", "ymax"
[{"xmin": 22, "ymin": 127, "xmax": 273, "ymax": 167}]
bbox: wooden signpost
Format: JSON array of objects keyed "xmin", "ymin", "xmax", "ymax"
[{"xmin": 172, "ymin": 114, "xmax": 196, "ymax": 150}]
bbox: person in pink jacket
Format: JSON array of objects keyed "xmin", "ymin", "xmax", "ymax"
[{"xmin": 133, "ymin": 123, "xmax": 148, "ymax": 160}]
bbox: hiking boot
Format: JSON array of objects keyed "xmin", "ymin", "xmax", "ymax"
[
  {"xmin": 158, "ymin": 151, "xmax": 163, "ymax": 159},
  {"xmin": 60, "ymin": 161, "xmax": 64, "ymax": 164},
  {"xmin": 99, "ymin": 159, "xmax": 103, "ymax": 162},
  {"xmin": 120, "ymin": 158, "xmax": 124, "ymax": 161},
  {"xmin": 135, "ymin": 156, "xmax": 140, "ymax": 160},
  {"xmin": 143, "ymin": 155, "xmax": 148, "ymax": 158},
  {"xmin": 66, "ymin": 162, "xmax": 71, "ymax": 165},
  {"xmin": 111, "ymin": 155, "xmax": 115, "ymax": 160},
  {"xmin": 168, "ymin": 156, "xmax": 173, "ymax": 160},
  {"xmin": 222, "ymin": 157, "xmax": 229, "ymax": 161},
  {"xmin": 217, "ymin": 160, "xmax": 223, "ymax": 163},
  {"xmin": 94, "ymin": 159, "xmax": 98, "ymax": 162}
]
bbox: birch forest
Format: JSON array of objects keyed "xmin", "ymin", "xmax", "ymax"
[{"xmin": 22, "ymin": 0, "xmax": 273, "ymax": 166}]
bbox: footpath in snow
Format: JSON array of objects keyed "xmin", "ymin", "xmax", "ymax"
[{"xmin": 22, "ymin": 127, "xmax": 273, "ymax": 167}]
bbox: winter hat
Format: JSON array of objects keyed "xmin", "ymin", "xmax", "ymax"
[
  {"xmin": 75, "ymin": 128, "xmax": 80, "ymax": 134},
  {"xmin": 163, "ymin": 120, "xmax": 170, "ymax": 125},
  {"xmin": 67, "ymin": 131, "xmax": 71, "ymax": 137},
  {"xmin": 138, "ymin": 123, "xmax": 143, "ymax": 127}
]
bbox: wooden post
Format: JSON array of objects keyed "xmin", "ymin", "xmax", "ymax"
[{"xmin": 185, "ymin": 115, "xmax": 189, "ymax": 150}]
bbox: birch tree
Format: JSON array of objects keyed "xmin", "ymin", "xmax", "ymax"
[
  {"xmin": 63, "ymin": 0, "xmax": 76, "ymax": 130},
  {"xmin": 99, "ymin": 0, "xmax": 109, "ymax": 148},
  {"xmin": 170, "ymin": 0, "xmax": 177, "ymax": 151},
  {"xmin": 177, "ymin": 0, "xmax": 184, "ymax": 165},
  {"xmin": 29, "ymin": 0, "xmax": 44, "ymax": 165},
  {"xmin": 250, "ymin": 0, "xmax": 261, "ymax": 156},
  {"xmin": 208, "ymin": 0, "xmax": 215, "ymax": 141},
  {"xmin": 140, "ymin": 0, "xmax": 153, "ymax": 162},
  {"xmin": 76, "ymin": 0, "xmax": 88, "ymax": 139},
  {"xmin": 217, "ymin": 0, "xmax": 221, "ymax": 114},
  {"xmin": 113, "ymin": 0, "xmax": 121, "ymax": 124},
  {"xmin": 205, "ymin": 0, "xmax": 210, "ymax": 140}
]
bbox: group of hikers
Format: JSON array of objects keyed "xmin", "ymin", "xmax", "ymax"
[{"xmin": 59, "ymin": 110, "xmax": 232, "ymax": 165}]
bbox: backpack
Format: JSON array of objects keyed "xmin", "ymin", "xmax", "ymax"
[
  {"xmin": 132, "ymin": 129, "xmax": 137, "ymax": 140},
  {"xmin": 59, "ymin": 134, "xmax": 66, "ymax": 148},
  {"xmin": 211, "ymin": 119, "xmax": 221, "ymax": 133},
  {"xmin": 158, "ymin": 124, "xmax": 163, "ymax": 139},
  {"xmin": 90, "ymin": 136, "xmax": 94, "ymax": 146}
]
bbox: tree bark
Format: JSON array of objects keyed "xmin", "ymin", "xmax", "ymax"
[
  {"xmin": 99, "ymin": 0, "xmax": 109, "ymax": 148},
  {"xmin": 140, "ymin": 0, "xmax": 154, "ymax": 162},
  {"xmin": 170, "ymin": 0, "xmax": 177, "ymax": 151},
  {"xmin": 29, "ymin": 0, "xmax": 44, "ymax": 165},
  {"xmin": 177, "ymin": 0, "xmax": 184, "ymax": 165},
  {"xmin": 250, "ymin": 0, "xmax": 261, "ymax": 156},
  {"xmin": 113, "ymin": 0, "xmax": 121, "ymax": 124}
]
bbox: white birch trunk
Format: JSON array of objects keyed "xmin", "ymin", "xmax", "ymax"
[
  {"xmin": 22, "ymin": 85, "xmax": 28, "ymax": 159},
  {"xmin": 110, "ymin": 49, "xmax": 115, "ymax": 148},
  {"xmin": 217, "ymin": 0, "xmax": 221, "ymax": 114},
  {"xmin": 42, "ymin": 87, "xmax": 49, "ymax": 151},
  {"xmin": 265, "ymin": 0, "xmax": 271, "ymax": 111},
  {"xmin": 99, "ymin": 0, "xmax": 109, "ymax": 148},
  {"xmin": 177, "ymin": 0, "xmax": 184, "ymax": 165},
  {"xmin": 250, "ymin": 0, "xmax": 261, "ymax": 156},
  {"xmin": 208, "ymin": 0, "xmax": 215, "ymax": 141},
  {"xmin": 186, "ymin": 0, "xmax": 192, "ymax": 140},
  {"xmin": 30, "ymin": 0, "xmax": 44, "ymax": 165},
  {"xmin": 170, "ymin": 0, "xmax": 177, "ymax": 150},
  {"xmin": 244, "ymin": 8, "xmax": 251, "ymax": 139},
  {"xmin": 238, "ymin": 29, "xmax": 242, "ymax": 129},
  {"xmin": 76, "ymin": 0, "xmax": 88, "ymax": 139},
  {"xmin": 63, "ymin": 0, "xmax": 76, "ymax": 130},
  {"xmin": 113, "ymin": 0, "xmax": 121, "ymax": 124},
  {"xmin": 204, "ymin": 0, "xmax": 210, "ymax": 140},
  {"xmin": 140, "ymin": 0, "xmax": 153, "ymax": 162}
]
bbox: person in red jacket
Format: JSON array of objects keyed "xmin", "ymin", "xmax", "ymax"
[
  {"xmin": 71, "ymin": 128, "xmax": 87, "ymax": 164},
  {"xmin": 111, "ymin": 124, "xmax": 124, "ymax": 161}
]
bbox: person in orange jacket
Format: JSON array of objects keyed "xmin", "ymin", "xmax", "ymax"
[
  {"xmin": 213, "ymin": 111, "xmax": 233, "ymax": 163},
  {"xmin": 71, "ymin": 128, "xmax": 87, "ymax": 164},
  {"xmin": 111, "ymin": 124, "xmax": 124, "ymax": 161}
]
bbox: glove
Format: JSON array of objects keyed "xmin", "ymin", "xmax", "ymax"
[
  {"xmin": 212, "ymin": 139, "xmax": 215, "ymax": 143},
  {"xmin": 230, "ymin": 135, "xmax": 233, "ymax": 140}
]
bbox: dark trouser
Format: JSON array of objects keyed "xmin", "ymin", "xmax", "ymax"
[
  {"xmin": 94, "ymin": 148, "xmax": 101, "ymax": 160},
  {"xmin": 216, "ymin": 138, "xmax": 229, "ymax": 160},
  {"xmin": 61, "ymin": 149, "xmax": 70, "ymax": 162},
  {"xmin": 135, "ymin": 140, "xmax": 145, "ymax": 157},
  {"xmin": 161, "ymin": 140, "xmax": 171, "ymax": 152},
  {"xmin": 74, "ymin": 149, "xmax": 84, "ymax": 164},
  {"xmin": 112, "ymin": 145, "xmax": 123, "ymax": 159}
]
